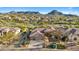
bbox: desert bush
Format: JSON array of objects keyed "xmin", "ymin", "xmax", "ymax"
[
  {"xmin": 48, "ymin": 43, "xmax": 66, "ymax": 49},
  {"xmin": 57, "ymin": 44, "xmax": 66, "ymax": 49},
  {"xmin": 0, "ymin": 32, "xmax": 19, "ymax": 45},
  {"xmin": 77, "ymin": 42, "xmax": 79, "ymax": 45},
  {"xmin": 75, "ymin": 25, "xmax": 79, "ymax": 28},
  {"xmin": 48, "ymin": 43, "xmax": 57, "ymax": 49}
]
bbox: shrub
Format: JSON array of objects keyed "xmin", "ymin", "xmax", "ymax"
[
  {"xmin": 77, "ymin": 42, "xmax": 79, "ymax": 45},
  {"xmin": 57, "ymin": 44, "xmax": 66, "ymax": 49},
  {"xmin": 48, "ymin": 43, "xmax": 57, "ymax": 49},
  {"xmin": 48, "ymin": 43, "xmax": 66, "ymax": 49},
  {"xmin": 0, "ymin": 32, "xmax": 19, "ymax": 45},
  {"xmin": 75, "ymin": 25, "xmax": 79, "ymax": 28}
]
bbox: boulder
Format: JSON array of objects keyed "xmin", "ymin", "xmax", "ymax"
[
  {"xmin": 29, "ymin": 31, "xmax": 45, "ymax": 40},
  {"xmin": 28, "ymin": 40, "xmax": 44, "ymax": 48}
]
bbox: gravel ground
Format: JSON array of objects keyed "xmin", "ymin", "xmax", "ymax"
[
  {"xmin": 0, "ymin": 40, "xmax": 79, "ymax": 51},
  {"xmin": 0, "ymin": 46, "xmax": 79, "ymax": 51}
]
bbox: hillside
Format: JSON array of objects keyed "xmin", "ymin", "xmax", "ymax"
[
  {"xmin": 0, "ymin": 10, "xmax": 79, "ymax": 50},
  {"xmin": 0, "ymin": 10, "xmax": 79, "ymax": 29}
]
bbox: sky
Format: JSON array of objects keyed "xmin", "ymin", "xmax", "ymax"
[{"xmin": 0, "ymin": 7, "xmax": 79, "ymax": 15}]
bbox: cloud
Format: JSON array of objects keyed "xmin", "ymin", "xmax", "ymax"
[
  {"xmin": 62, "ymin": 11, "xmax": 79, "ymax": 15},
  {"xmin": 68, "ymin": 7, "xmax": 73, "ymax": 10},
  {"xmin": 71, "ymin": 11, "xmax": 79, "ymax": 15}
]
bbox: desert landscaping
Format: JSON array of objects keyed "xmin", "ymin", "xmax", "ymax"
[{"xmin": 0, "ymin": 9, "xmax": 79, "ymax": 51}]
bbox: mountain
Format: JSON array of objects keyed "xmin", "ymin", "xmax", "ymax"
[
  {"xmin": 8, "ymin": 11, "xmax": 40, "ymax": 14},
  {"xmin": 47, "ymin": 10, "xmax": 63, "ymax": 15},
  {"xmin": 47, "ymin": 10, "xmax": 78, "ymax": 17},
  {"xmin": 2, "ymin": 10, "xmax": 79, "ymax": 17},
  {"xmin": 64, "ymin": 14, "xmax": 78, "ymax": 17}
]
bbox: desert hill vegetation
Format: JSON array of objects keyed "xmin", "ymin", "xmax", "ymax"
[
  {"xmin": 0, "ymin": 10, "xmax": 79, "ymax": 50},
  {"xmin": 0, "ymin": 10, "xmax": 79, "ymax": 29}
]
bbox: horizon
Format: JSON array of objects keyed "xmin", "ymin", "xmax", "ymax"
[{"xmin": 0, "ymin": 7, "xmax": 79, "ymax": 15}]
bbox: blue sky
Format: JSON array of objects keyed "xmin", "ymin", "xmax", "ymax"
[{"xmin": 0, "ymin": 7, "xmax": 79, "ymax": 15}]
